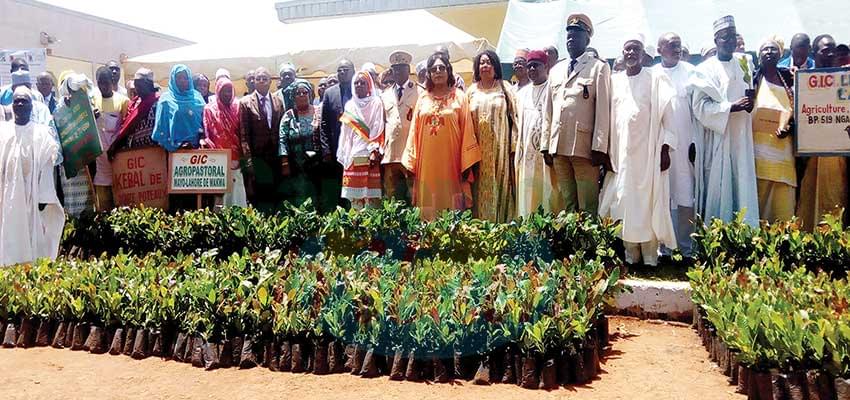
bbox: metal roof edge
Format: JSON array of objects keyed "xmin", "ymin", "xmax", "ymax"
[
  {"xmin": 14, "ymin": 0, "xmax": 195, "ymax": 45},
  {"xmin": 275, "ymin": 0, "xmax": 506, "ymax": 23}
]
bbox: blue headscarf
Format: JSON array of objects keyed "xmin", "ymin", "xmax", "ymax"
[{"xmin": 151, "ymin": 64, "xmax": 205, "ymax": 152}]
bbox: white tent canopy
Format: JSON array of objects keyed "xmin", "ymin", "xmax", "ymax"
[
  {"xmin": 497, "ymin": 0, "xmax": 850, "ymax": 62},
  {"xmin": 127, "ymin": 10, "xmax": 491, "ymax": 81}
]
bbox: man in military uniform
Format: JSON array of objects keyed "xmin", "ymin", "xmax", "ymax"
[
  {"xmin": 381, "ymin": 50, "xmax": 421, "ymax": 204},
  {"xmin": 540, "ymin": 13, "xmax": 611, "ymax": 214}
]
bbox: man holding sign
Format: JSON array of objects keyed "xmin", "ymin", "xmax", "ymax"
[
  {"xmin": 53, "ymin": 72, "xmax": 101, "ymax": 216},
  {"xmin": 796, "ymin": 34, "xmax": 847, "ymax": 230}
]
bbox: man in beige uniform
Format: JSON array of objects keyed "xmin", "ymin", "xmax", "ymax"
[
  {"xmin": 381, "ymin": 50, "xmax": 421, "ymax": 204},
  {"xmin": 541, "ymin": 13, "xmax": 611, "ymax": 214}
]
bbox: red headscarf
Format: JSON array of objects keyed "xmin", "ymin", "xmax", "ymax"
[
  {"xmin": 202, "ymin": 77, "xmax": 242, "ymax": 164},
  {"xmin": 116, "ymin": 90, "xmax": 158, "ymax": 140}
]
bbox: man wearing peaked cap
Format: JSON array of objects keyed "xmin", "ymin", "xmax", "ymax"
[
  {"xmin": 541, "ymin": 12, "xmax": 611, "ymax": 216},
  {"xmin": 380, "ymin": 49, "xmax": 421, "ymax": 205},
  {"xmin": 566, "ymin": 13, "xmax": 594, "ymax": 37},
  {"xmin": 389, "ymin": 50, "xmax": 412, "ymax": 67}
]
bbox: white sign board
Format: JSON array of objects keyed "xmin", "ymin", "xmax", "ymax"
[
  {"xmin": 168, "ymin": 150, "xmax": 231, "ymax": 194},
  {"xmin": 0, "ymin": 49, "xmax": 48, "ymax": 87},
  {"xmin": 795, "ymin": 67, "xmax": 850, "ymax": 156}
]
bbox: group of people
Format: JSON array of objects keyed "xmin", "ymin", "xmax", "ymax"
[{"xmin": 2, "ymin": 13, "xmax": 850, "ymax": 267}]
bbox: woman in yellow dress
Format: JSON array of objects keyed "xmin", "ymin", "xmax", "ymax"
[
  {"xmin": 467, "ymin": 50, "xmax": 519, "ymax": 223},
  {"xmin": 752, "ymin": 38, "xmax": 796, "ymax": 222},
  {"xmin": 402, "ymin": 52, "xmax": 482, "ymax": 220}
]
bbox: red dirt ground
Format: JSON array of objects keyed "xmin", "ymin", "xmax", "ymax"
[{"xmin": 0, "ymin": 317, "xmax": 745, "ymax": 400}]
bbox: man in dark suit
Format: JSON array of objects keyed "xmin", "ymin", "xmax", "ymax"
[
  {"xmin": 318, "ymin": 59, "xmax": 355, "ymax": 213},
  {"xmin": 239, "ymin": 67, "xmax": 285, "ymax": 212}
]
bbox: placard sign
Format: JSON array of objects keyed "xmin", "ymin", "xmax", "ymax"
[
  {"xmin": 54, "ymin": 90, "xmax": 102, "ymax": 177},
  {"xmin": 168, "ymin": 150, "xmax": 231, "ymax": 194},
  {"xmin": 0, "ymin": 49, "xmax": 47, "ymax": 87},
  {"xmin": 112, "ymin": 147, "xmax": 169, "ymax": 209},
  {"xmin": 795, "ymin": 67, "xmax": 850, "ymax": 155}
]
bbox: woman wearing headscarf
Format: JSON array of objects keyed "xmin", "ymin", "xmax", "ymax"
[
  {"xmin": 752, "ymin": 37, "xmax": 796, "ymax": 222},
  {"xmin": 202, "ymin": 76, "xmax": 247, "ymax": 207},
  {"xmin": 467, "ymin": 49, "xmax": 519, "ymax": 223},
  {"xmin": 279, "ymin": 79, "xmax": 321, "ymax": 207},
  {"xmin": 403, "ymin": 52, "xmax": 482, "ymax": 220},
  {"xmin": 152, "ymin": 64, "xmax": 205, "ymax": 211},
  {"xmin": 151, "ymin": 64, "xmax": 205, "ymax": 152},
  {"xmin": 336, "ymin": 70, "xmax": 385, "ymax": 210}
]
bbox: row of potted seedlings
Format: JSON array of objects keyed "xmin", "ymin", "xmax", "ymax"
[
  {"xmin": 693, "ymin": 212, "xmax": 850, "ymax": 278},
  {"xmin": 61, "ymin": 201, "xmax": 621, "ymax": 266},
  {"xmin": 689, "ymin": 259, "xmax": 850, "ymax": 400},
  {"xmin": 0, "ymin": 250, "xmax": 621, "ymax": 390}
]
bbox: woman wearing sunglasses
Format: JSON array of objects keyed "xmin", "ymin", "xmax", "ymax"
[{"xmin": 402, "ymin": 52, "xmax": 481, "ymax": 220}]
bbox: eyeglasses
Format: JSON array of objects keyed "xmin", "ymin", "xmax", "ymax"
[
  {"xmin": 429, "ymin": 65, "xmax": 448, "ymax": 73},
  {"xmin": 255, "ymin": 76, "xmax": 270, "ymax": 82}
]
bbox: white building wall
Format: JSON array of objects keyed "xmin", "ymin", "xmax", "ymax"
[{"xmin": 0, "ymin": 0, "xmax": 191, "ymax": 66}]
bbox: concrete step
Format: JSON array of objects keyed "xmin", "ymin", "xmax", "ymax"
[{"xmin": 612, "ymin": 279, "xmax": 693, "ymax": 322}]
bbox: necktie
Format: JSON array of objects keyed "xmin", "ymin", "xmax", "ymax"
[
  {"xmin": 569, "ymin": 59, "xmax": 578, "ymax": 75},
  {"xmin": 259, "ymin": 96, "xmax": 269, "ymax": 128},
  {"xmin": 396, "ymin": 85, "xmax": 403, "ymax": 101}
]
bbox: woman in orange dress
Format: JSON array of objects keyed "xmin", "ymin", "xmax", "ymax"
[{"xmin": 402, "ymin": 52, "xmax": 482, "ymax": 220}]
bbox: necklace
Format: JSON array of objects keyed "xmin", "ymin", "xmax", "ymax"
[
  {"xmin": 774, "ymin": 69, "xmax": 793, "ymax": 104},
  {"xmin": 478, "ymin": 79, "xmax": 497, "ymax": 90},
  {"xmin": 427, "ymin": 91, "xmax": 451, "ymax": 135}
]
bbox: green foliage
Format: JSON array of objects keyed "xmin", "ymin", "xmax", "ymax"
[
  {"xmin": 0, "ymin": 251, "xmax": 620, "ymax": 358},
  {"xmin": 689, "ymin": 258, "xmax": 850, "ymax": 376},
  {"xmin": 61, "ymin": 201, "xmax": 621, "ymax": 267}
]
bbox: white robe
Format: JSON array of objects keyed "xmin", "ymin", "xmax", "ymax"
[
  {"xmin": 515, "ymin": 80, "xmax": 550, "ymax": 217},
  {"xmin": 689, "ymin": 55, "xmax": 759, "ymax": 227},
  {"xmin": 599, "ymin": 68, "xmax": 677, "ymax": 248},
  {"xmin": 654, "ymin": 62, "xmax": 697, "ymax": 209},
  {"xmin": 0, "ymin": 121, "xmax": 65, "ymax": 266}
]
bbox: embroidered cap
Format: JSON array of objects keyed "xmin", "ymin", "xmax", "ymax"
[
  {"xmin": 10, "ymin": 70, "xmax": 31, "ymax": 87},
  {"xmin": 713, "ymin": 15, "xmax": 735, "ymax": 35},
  {"xmin": 526, "ymin": 50, "xmax": 548, "ymax": 65}
]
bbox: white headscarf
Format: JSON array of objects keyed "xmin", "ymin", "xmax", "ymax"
[
  {"xmin": 338, "ymin": 70, "xmax": 385, "ymax": 168},
  {"xmin": 58, "ymin": 73, "xmax": 93, "ymax": 98}
]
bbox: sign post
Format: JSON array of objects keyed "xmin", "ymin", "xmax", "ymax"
[
  {"xmin": 53, "ymin": 90, "xmax": 102, "ymax": 177},
  {"xmin": 168, "ymin": 149, "xmax": 231, "ymax": 209},
  {"xmin": 1, "ymin": 49, "xmax": 47, "ymax": 87},
  {"xmin": 112, "ymin": 147, "xmax": 169, "ymax": 209},
  {"xmin": 795, "ymin": 67, "xmax": 850, "ymax": 156}
]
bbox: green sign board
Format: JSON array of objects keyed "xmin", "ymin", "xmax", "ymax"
[{"xmin": 53, "ymin": 90, "xmax": 102, "ymax": 177}]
